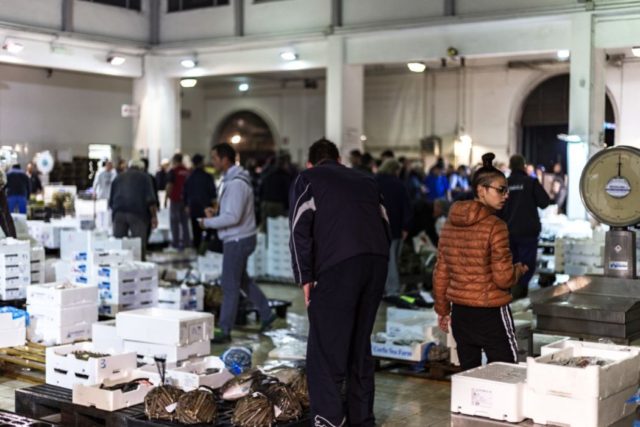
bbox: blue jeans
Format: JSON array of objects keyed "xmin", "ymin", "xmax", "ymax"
[
  {"xmin": 219, "ymin": 235, "xmax": 271, "ymax": 335},
  {"xmin": 7, "ymin": 196, "xmax": 27, "ymax": 214}
]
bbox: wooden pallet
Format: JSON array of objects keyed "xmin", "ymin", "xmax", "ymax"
[
  {"xmin": 375, "ymin": 357, "xmax": 462, "ymax": 381},
  {"xmin": 0, "ymin": 341, "xmax": 47, "ymax": 383}
]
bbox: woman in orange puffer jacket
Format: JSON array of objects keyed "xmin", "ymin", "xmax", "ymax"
[{"xmin": 433, "ymin": 153, "xmax": 528, "ymax": 371}]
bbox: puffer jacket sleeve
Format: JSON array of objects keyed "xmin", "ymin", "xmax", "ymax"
[
  {"xmin": 433, "ymin": 252, "xmax": 451, "ymax": 316},
  {"xmin": 490, "ymin": 220, "xmax": 517, "ymax": 289}
]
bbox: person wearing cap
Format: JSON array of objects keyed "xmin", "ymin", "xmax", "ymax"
[
  {"xmin": 155, "ymin": 158, "xmax": 170, "ymax": 191},
  {"xmin": 109, "ymin": 159, "xmax": 158, "ymax": 260}
]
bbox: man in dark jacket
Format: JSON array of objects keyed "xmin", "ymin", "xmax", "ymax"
[
  {"xmin": 259, "ymin": 152, "xmax": 293, "ymax": 231},
  {"xmin": 375, "ymin": 158, "xmax": 411, "ymax": 297},
  {"xmin": 289, "ymin": 138, "xmax": 390, "ymax": 427},
  {"xmin": 6, "ymin": 164, "xmax": 30, "ymax": 214},
  {"xmin": 500, "ymin": 154, "xmax": 551, "ymax": 299},
  {"xmin": 183, "ymin": 154, "xmax": 217, "ymax": 250}
]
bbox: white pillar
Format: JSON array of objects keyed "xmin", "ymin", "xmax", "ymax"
[
  {"xmin": 325, "ymin": 36, "xmax": 364, "ymax": 158},
  {"xmin": 133, "ymin": 55, "xmax": 181, "ymax": 172},
  {"xmin": 567, "ymin": 13, "xmax": 606, "ymax": 219}
]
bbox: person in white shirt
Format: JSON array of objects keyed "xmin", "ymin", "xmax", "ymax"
[{"xmin": 93, "ymin": 160, "xmax": 117, "ymax": 200}]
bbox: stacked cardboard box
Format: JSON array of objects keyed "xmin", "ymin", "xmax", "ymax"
[
  {"xmin": 0, "ymin": 239, "xmax": 31, "ymax": 300},
  {"xmin": 27, "ymin": 282, "xmax": 98, "ymax": 344}
]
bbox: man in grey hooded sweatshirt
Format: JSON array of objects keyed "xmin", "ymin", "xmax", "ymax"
[{"xmin": 201, "ymin": 143, "xmax": 274, "ymax": 343}]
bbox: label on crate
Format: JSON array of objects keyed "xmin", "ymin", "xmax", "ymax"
[
  {"xmin": 609, "ymin": 261, "xmax": 629, "ymax": 271},
  {"xmin": 471, "ymin": 389, "xmax": 493, "ymax": 408}
]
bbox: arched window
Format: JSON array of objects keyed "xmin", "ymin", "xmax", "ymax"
[{"xmin": 213, "ymin": 111, "xmax": 276, "ymax": 166}]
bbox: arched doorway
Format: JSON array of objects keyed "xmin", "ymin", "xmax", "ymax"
[
  {"xmin": 213, "ymin": 111, "xmax": 276, "ymax": 165},
  {"xmin": 519, "ymin": 74, "xmax": 615, "ymax": 174}
]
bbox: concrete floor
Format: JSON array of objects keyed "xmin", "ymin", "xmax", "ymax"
[{"xmin": 0, "ymin": 282, "xmax": 452, "ymax": 425}]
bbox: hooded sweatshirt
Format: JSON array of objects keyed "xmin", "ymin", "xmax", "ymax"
[
  {"xmin": 433, "ymin": 200, "xmax": 517, "ymax": 316},
  {"xmin": 202, "ymin": 165, "xmax": 256, "ymax": 242}
]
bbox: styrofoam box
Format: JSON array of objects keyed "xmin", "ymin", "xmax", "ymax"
[
  {"xmin": 0, "ymin": 326, "xmax": 26, "ymax": 348},
  {"xmin": 0, "ymin": 287, "xmax": 26, "ymax": 300},
  {"xmin": 73, "ymin": 373, "xmax": 152, "ymax": 411},
  {"xmin": 30, "ymin": 271, "xmax": 44, "ymax": 285},
  {"xmin": 28, "ymin": 318, "xmax": 92, "ymax": 345},
  {"xmin": 46, "ymin": 342, "xmax": 137, "ymax": 389},
  {"xmin": 123, "ymin": 339, "xmax": 210, "ymax": 363},
  {"xmin": 527, "ymin": 340, "xmax": 640, "ymax": 399},
  {"xmin": 30, "ymin": 246, "xmax": 45, "ymax": 264},
  {"xmin": 28, "ymin": 303, "xmax": 97, "ymax": 327},
  {"xmin": 386, "ymin": 318, "xmax": 440, "ymax": 341},
  {"xmin": 0, "ymin": 259, "xmax": 30, "ymax": 277},
  {"xmin": 92, "ymin": 320, "xmax": 124, "ymax": 353},
  {"xmin": 99, "ymin": 299, "xmax": 157, "ymax": 316},
  {"xmin": 451, "ymin": 362, "xmax": 527, "ymax": 423},
  {"xmin": 158, "ymin": 285, "xmax": 204, "ymax": 311},
  {"xmin": 387, "ymin": 307, "xmax": 438, "ymax": 323},
  {"xmin": 54, "ymin": 260, "xmax": 73, "ymax": 283},
  {"xmin": 525, "ymin": 384, "xmax": 635, "ymax": 427},
  {"xmin": 99, "ymin": 287, "xmax": 158, "ymax": 306},
  {"xmin": 116, "ymin": 308, "xmax": 214, "ymax": 346},
  {"xmin": 0, "ymin": 276, "xmax": 30, "ymax": 288},
  {"xmin": 27, "ymin": 283, "xmax": 98, "ymax": 306},
  {"xmin": 60, "ymin": 230, "xmax": 109, "ymax": 261},
  {"xmin": 137, "ymin": 356, "xmax": 233, "ymax": 391},
  {"xmin": 371, "ymin": 339, "xmax": 429, "ymax": 362}
]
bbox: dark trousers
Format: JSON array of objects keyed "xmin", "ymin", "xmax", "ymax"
[
  {"xmin": 307, "ymin": 255, "xmax": 387, "ymax": 427},
  {"xmin": 451, "ymin": 304, "xmax": 518, "ymax": 371},
  {"xmin": 170, "ymin": 201, "xmax": 191, "ymax": 250},
  {"xmin": 113, "ymin": 211, "xmax": 149, "ymax": 260},
  {"xmin": 219, "ymin": 235, "xmax": 271, "ymax": 335},
  {"xmin": 509, "ymin": 236, "xmax": 538, "ymax": 299}
]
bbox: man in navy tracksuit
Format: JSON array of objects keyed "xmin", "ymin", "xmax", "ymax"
[{"xmin": 289, "ymin": 139, "xmax": 390, "ymax": 427}]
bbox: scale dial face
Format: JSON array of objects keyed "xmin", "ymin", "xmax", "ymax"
[{"xmin": 580, "ymin": 145, "xmax": 640, "ymax": 227}]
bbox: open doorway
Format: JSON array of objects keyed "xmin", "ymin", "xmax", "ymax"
[
  {"xmin": 519, "ymin": 73, "xmax": 615, "ymax": 174},
  {"xmin": 213, "ymin": 110, "xmax": 276, "ymax": 165}
]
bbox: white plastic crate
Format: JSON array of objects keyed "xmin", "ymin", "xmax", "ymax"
[
  {"xmin": 116, "ymin": 308, "xmax": 214, "ymax": 346},
  {"xmin": 136, "ymin": 356, "xmax": 233, "ymax": 391},
  {"xmin": 525, "ymin": 384, "xmax": 635, "ymax": 427},
  {"xmin": 27, "ymin": 282, "xmax": 98, "ymax": 306},
  {"xmin": 527, "ymin": 340, "xmax": 640, "ymax": 400},
  {"xmin": 28, "ymin": 317, "xmax": 92, "ymax": 345},
  {"xmin": 73, "ymin": 374, "xmax": 152, "ymax": 411},
  {"xmin": 451, "ymin": 362, "xmax": 527, "ymax": 422},
  {"xmin": 123, "ymin": 339, "xmax": 210, "ymax": 363},
  {"xmin": 28, "ymin": 303, "xmax": 97, "ymax": 326},
  {"xmin": 92, "ymin": 320, "xmax": 124, "ymax": 353},
  {"xmin": 46, "ymin": 342, "xmax": 137, "ymax": 389}
]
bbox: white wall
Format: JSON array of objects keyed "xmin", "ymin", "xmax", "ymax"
[
  {"xmin": 159, "ymin": 0, "xmax": 234, "ymax": 43},
  {"xmin": 343, "ymin": 0, "xmax": 443, "ymax": 27},
  {"xmin": 73, "ymin": 0, "xmax": 151, "ymax": 42},
  {"xmin": 198, "ymin": 91, "xmax": 325, "ymax": 165},
  {"xmin": 244, "ymin": 0, "xmax": 330, "ymax": 36},
  {"xmin": 0, "ymin": 0, "xmax": 62, "ymax": 30},
  {"xmin": 0, "ymin": 63, "xmax": 134, "ymax": 159},
  {"xmin": 456, "ymin": 0, "xmax": 576, "ymax": 15}
]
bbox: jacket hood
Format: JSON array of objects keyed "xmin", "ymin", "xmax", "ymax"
[
  {"xmin": 223, "ymin": 165, "xmax": 250, "ymax": 182},
  {"xmin": 448, "ymin": 200, "xmax": 494, "ymax": 227}
]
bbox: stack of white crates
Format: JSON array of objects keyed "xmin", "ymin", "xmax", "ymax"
[
  {"xmin": 196, "ymin": 251, "xmax": 223, "ymax": 281},
  {"xmin": 116, "ymin": 308, "xmax": 213, "ymax": 363},
  {"xmin": 95, "ymin": 261, "xmax": 158, "ymax": 316},
  {"xmin": 247, "ymin": 233, "xmax": 267, "ymax": 278},
  {"xmin": 30, "ymin": 246, "xmax": 45, "ymax": 285},
  {"xmin": 266, "ymin": 217, "xmax": 293, "ymax": 280},
  {"xmin": 526, "ymin": 340, "xmax": 640, "ymax": 427},
  {"xmin": 556, "ymin": 237, "xmax": 605, "ymax": 276},
  {"xmin": 27, "ymin": 282, "xmax": 98, "ymax": 344},
  {"xmin": 26, "ymin": 219, "xmax": 77, "ymax": 249},
  {"xmin": 60, "ymin": 230, "xmax": 142, "ymax": 262},
  {"xmin": 0, "ymin": 239, "xmax": 31, "ymax": 300},
  {"xmin": 157, "ymin": 283, "xmax": 204, "ymax": 311}
]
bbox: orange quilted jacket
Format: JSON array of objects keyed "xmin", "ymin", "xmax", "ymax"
[{"xmin": 433, "ymin": 200, "xmax": 517, "ymax": 316}]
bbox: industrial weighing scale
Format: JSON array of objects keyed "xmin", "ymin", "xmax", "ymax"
[{"xmin": 531, "ymin": 145, "xmax": 640, "ymax": 344}]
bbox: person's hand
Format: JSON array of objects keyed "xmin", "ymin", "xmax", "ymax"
[
  {"xmin": 151, "ymin": 216, "xmax": 158, "ymax": 230},
  {"xmin": 438, "ymin": 314, "xmax": 450, "ymax": 333},
  {"xmin": 198, "ymin": 218, "xmax": 206, "ymax": 229},
  {"xmin": 204, "ymin": 207, "xmax": 216, "ymax": 218},
  {"xmin": 302, "ymin": 282, "xmax": 312, "ymax": 308},
  {"xmin": 514, "ymin": 262, "xmax": 529, "ymax": 279}
]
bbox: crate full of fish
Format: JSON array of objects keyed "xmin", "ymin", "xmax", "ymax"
[
  {"xmin": 116, "ymin": 308, "xmax": 214, "ymax": 346},
  {"xmin": 45, "ymin": 342, "xmax": 137, "ymax": 389},
  {"xmin": 526, "ymin": 339, "xmax": 640, "ymax": 400},
  {"xmin": 451, "ymin": 362, "xmax": 527, "ymax": 423},
  {"xmin": 136, "ymin": 356, "xmax": 233, "ymax": 391},
  {"xmin": 73, "ymin": 374, "xmax": 153, "ymax": 411},
  {"xmin": 370, "ymin": 333, "xmax": 430, "ymax": 362},
  {"xmin": 124, "ymin": 338, "xmax": 211, "ymax": 363}
]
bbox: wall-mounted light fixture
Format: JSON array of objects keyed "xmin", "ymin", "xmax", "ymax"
[
  {"xmin": 180, "ymin": 78, "xmax": 197, "ymax": 88},
  {"xmin": 407, "ymin": 62, "xmax": 426, "ymax": 73},
  {"xmin": 107, "ymin": 54, "xmax": 126, "ymax": 66},
  {"xmin": 181, "ymin": 57, "xmax": 197, "ymax": 68},
  {"xmin": 280, "ymin": 50, "xmax": 298, "ymax": 61},
  {"xmin": 238, "ymin": 83, "xmax": 250, "ymax": 92}
]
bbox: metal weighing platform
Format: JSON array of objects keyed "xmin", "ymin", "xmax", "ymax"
[{"xmin": 530, "ymin": 275, "xmax": 640, "ymax": 345}]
